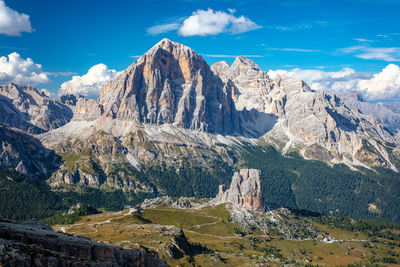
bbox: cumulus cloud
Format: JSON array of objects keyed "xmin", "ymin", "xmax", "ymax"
[
  {"xmin": 339, "ymin": 46, "xmax": 400, "ymax": 62},
  {"xmin": 58, "ymin": 64, "xmax": 118, "ymax": 98},
  {"xmin": 267, "ymin": 64, "xmax": 400, "ymax": 101},
  {"xmin": 0, "ymin": 52, "xmax": 49, "ymax": 85},
  {"xmin": 0, "ymin": 0, "xmax": 33, "ymax": 36},
  {"xmin": 147, "ymin": 9, "xmax": 260, "ymax": 36},
  {"xmin": 178, "ymin": 9, "xmax": 260, "ymax": 36},
  {"xmin": 358, "ymin": 64, "xmax": 400, "ymax": 100}
]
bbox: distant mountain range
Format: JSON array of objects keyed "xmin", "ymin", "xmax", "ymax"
[
  {"xmin": 337, "ymin": 91, "xmax": 400, "ymax": 135},
  {"xmin": 0, "ymin": 39, "xmax": 399, "ymax": 222}
]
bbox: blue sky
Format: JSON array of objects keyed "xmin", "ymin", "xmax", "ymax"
[{"xmin": 0, "ymin": 0, "xmax": 400, "ymax": 100}]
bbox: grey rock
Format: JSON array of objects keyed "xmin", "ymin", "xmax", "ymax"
[
  {"xmin": 0, "ymin": 83, "xmax": 73, "ymax": 133},
  {"xmin": 0, "ymin": 218, "xmax": 167, "ymax": 266},
  {"xmin": 0, "ymin": 124, "xmax": 61, "ymax": 178},
  {"xmin": 99, "ymin": 38, "xmax": 239, "ymax": 134},
  {"xmin": 214, "ymin": 168, "xmax": 265, "ymax": 213},
  {"xmin": 338, "ymin": 91, "xmax": 400, "ymax": 134}
]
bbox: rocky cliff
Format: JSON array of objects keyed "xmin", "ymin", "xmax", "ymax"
[
  {"xmin": 214, "ymin": 169, "xmax": 265, "ymax": 213},
  {"xmin": 0, "ymin": 83, "xmax": 73, "ymax": 134},
  {"xmin": 338, "ymin": 91, "xmax": 400, "ymax": 135},
  {"xmin": 99, "ymin": 38, "xmax": 239, "ymax": 134},
  {"xmin": 0, "ymin": 124, "xmax": 60, "ymax": 179},
  {"xmin": 0, "ymin": 218, "xmax": 166, "ymax": 266},
  {"xmin": 212, "ymin": 57, "xmax": 399, "ymax": 170},
  {"xmin": 36, "ymin": 39, "xmax": 400, "ymax": 190}
]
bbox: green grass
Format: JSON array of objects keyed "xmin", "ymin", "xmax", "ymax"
[
  {"xmin": 110, "ymin": 212, "xmax": 152, "ymax": 224},
  {"xmin": 141, "ymin": 208, "xmax": 217, "ymax": 229}
]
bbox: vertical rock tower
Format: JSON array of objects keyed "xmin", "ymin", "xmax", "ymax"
[{"xmin": 215, "ymin": 169, "xmax": 265, "ymax": 213}]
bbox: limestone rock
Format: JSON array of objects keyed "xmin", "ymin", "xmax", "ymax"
[
  {"xmin": 338, "ymin": 91, "xmax": 400, "ymax": 134},
  {"xmin": 0, "ymin": 218, "xmax": 166, "ymax": 266},
  {"xmin": 0, "ymin": 83, "xmax": 73, "ymax": 133},
  {"xmin": 214, "ymin": 168, "xmax": 265, "ymax": 213},
  {"xmin": 0, "ymin": 124, "xmax": 61, "ymax": 178},
  {"xmin": 220, "ymin": 56, "xmax": 399, "ymax": 170},
  {"xmin": 99, "ymin": 38, "xmax": 239, "ymax": 134},
  {"xmin": 210, "ymin": 61, "xmax": 230, "ymax": 77},
  {"xmin": 72, "ymin": 96, "xmax": 103, "ymax": 121}
]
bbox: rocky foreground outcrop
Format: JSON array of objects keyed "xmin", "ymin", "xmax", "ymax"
[
  {"xmin": 214, "ymin": 169, "xmax": 265, "ymax": 213},
  {"xmin": 0, "ymin": 218, "xmax": 166, "ymax": 266}
]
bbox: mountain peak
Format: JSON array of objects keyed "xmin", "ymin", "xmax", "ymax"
[
  {"xmin": 232, "ymin": 56, "xmax": 260, "ymax": 70},
  {"xmin": 145, "ymin": 38, "xmax": 197, "ymax": 59},
  {"xmin": 211, "ymin": 61, "xmax": 230, "ymax": 77},
  {"xmin": 99, "ymin": 39, "xmax": 239, "ymax": 134}
]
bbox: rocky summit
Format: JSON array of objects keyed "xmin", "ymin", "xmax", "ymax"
[
  {"xmin": 214, "ymin": 169, "xmax": 265, "ymax": 213},
  {"xmin": 99, "ymin": 38, "xmax": 239, "ymax": 134}
]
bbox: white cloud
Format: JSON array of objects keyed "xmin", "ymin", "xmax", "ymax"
[
  {"xmin": 267, "ymin": 20, "xmax": 327, "ymax": 31},
  {"xmin": 0, "ymin": 0, "xmax": 32, "ymax": 36},
  {"xmin": 266, "ymin": 47, "xmax": 321, "ymax": 52},
  {"xmin": 267, "ymin": 64, "xmax": 400, "ymax": 101},
  {"xmin": 58, "ymin": 64, "xmax": 118, "ymax": 98},
  {"xmin": 147, "ymin": 23, "xmax": 180, "ymax": 35},
  {"xmin": 178, "ymin": 9, "xmax": 260, "ymax": 36},
  {"xmin": 340, "ymin": 45, "xmax": 400, "ymax": 62},
  {"xmin": 354, "ymin": 38, "xmax": 374, "ymax": 43},
  {"xmin": 148, "ymin": 9, "xmax": 260, "ymax": 36},
  {"xmin": 202, "ymin": 54, "xmax": 263, "ymax": 58},
  {"xmin": 0, "ymin": 52, "xmax": 49, "ymax": 85},
  {"xmin": 358, "ymin": 64, "xmax": 400, "ymax": 100}
]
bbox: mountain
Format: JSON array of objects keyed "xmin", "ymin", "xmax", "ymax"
[
  {"xmin": 100, "ymin": 38, "xmax": 240, "ymax": 134},
  {"xmin": 0, "ymin": 83, "xmax": 73, "ymax": 134},
  {"xmin": 1, "ymin": 39, "xmax": 400, "ymax": 222},
  {"xmin": 0, "ymin": 124, "xmax": 61, "ymax": 178},
  {"xmin": 213, "ymin": 58, "xmax": 398, "ymax": 170},
  {"xmin": 338, "ymin": 91, "xmax": 400, "ymax": 135}
]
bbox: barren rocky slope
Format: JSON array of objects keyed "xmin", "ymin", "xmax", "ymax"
[
  {"xmin": 213, "ymin": 57, "xmax": 398, "ymax": 170},
  {"xmin": 338, "ymin": 91, "xmax": 400, "ymax": 135},
  {"xmin": 0, "ymin": 83, "xmax": 73, "ymax": 134}
]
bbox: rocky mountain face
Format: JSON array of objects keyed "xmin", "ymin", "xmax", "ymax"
[
  {"xmin": 0, "ymin": 218, "xmax": 166, "ymax": 266},
  {"xmin": 338, "ymin": 91, "xmax": 400, "ymax": 135},
  {"xmin": 214, "ymin": 169, "xmax": 265, "ymax": 213},
  {"xmin": 0, "ymin": 39, "xmax": 394, "ymax": 186},
  {"xmin": 0, "ymin": 83, "xmax": 73, "ymax": 134},
  {"xmin": 32, "ymin": 39, "xmax": 399, "ymax": 192},
  {"xmin": 0, "ymin": 124, "xmax": 60, "ymax": 179},
  {"xmin": 99, "ymin": 38, "xmax": 239, "ymax": 134},
  {"xmin": 213, "ymin": 58, "xmax": 398, "ymax": 170}
]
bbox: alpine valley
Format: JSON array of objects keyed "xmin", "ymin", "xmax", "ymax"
[
  {"xmin": 1, "ymin": 39, "xmax": 400, "ymax": 223},
  {"xmin": 2, "ymin": 38, "xmax": 400, "ymax": 265}
]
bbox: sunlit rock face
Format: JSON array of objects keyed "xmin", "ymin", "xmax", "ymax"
[
  {"xmin": 212, "ymin": 56, "xmax": 399, "ymax": 170},
  {"xmin": 215, "ymin": 169, "xmax": 265, "ymax": 213},
  {"xmin": 99, "ymin": 38, "xmax": 239, "ymax": 134}
]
